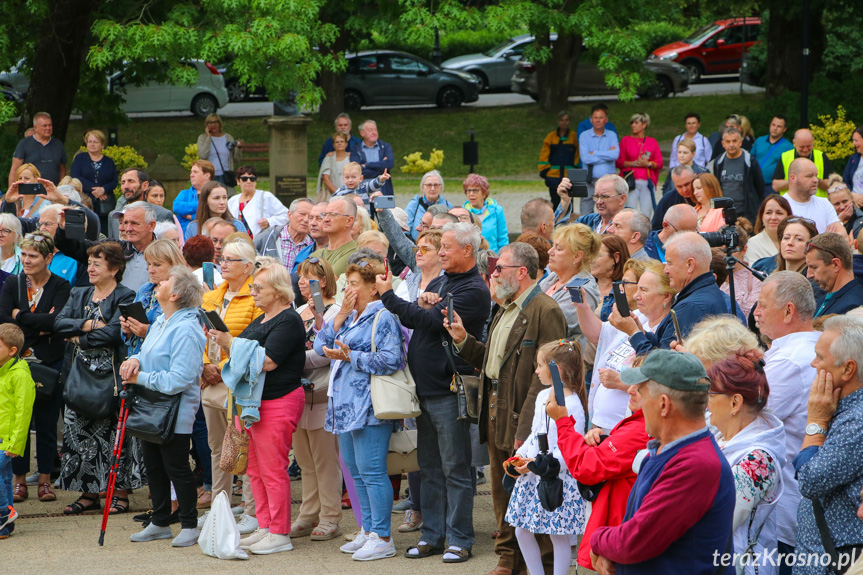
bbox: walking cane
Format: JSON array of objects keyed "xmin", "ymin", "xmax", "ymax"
[{"xmin": 98, "ymin": 385, "xmax": 132, "ymax": 546}]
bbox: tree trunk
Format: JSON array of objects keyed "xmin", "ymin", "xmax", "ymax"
[
  {"xmin": 536, "ymin": 32, "xmax": 583, "ymax": 112},
  {"xmin": 318, "ymin": 22, "xmax": 351, "ymax": 120},
  {"xmin": 764, "ymin": 1, "xmax": 826, "ymax": 96},
  {"xmin": 19, "ymin": 0, "xmax": 100, "ymax": 140}
]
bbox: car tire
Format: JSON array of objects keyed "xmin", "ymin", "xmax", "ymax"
[
  {"xmin": 191, "ymin": 94, "xmax": 219, "ymax": 117},
  {"xmin": 682, "ymin": 60, "xmax": 703, "ymax": 83},
  {"xmin": 226, "ymin": 80, "xmax": 247, "ymax": 102},
  {"xmin": 470, "ymin": 71, "xmax": 489, "ymax": 92},
  {"xmin": 436, "ymin": 86, "xmax": 464, "ymax": 108},
  {"xmin": 644, "ymin": 76, "xmax": 672, "ymax": 99},
  {"xmin": 344, "ymin": 90, "xmax": 363, "ymax": 111}
]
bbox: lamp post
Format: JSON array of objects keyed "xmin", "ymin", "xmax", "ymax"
[{"xmin": 431, "ymin": 0, "xmax": 442, "ymax": 66}]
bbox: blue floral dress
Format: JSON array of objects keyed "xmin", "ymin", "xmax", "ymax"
[{"xmin": 313, "ymin": 300, "xmax": 403, "ymax": 434}]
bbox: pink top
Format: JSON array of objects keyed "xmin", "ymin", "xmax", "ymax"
[
  {"xmin": 616, "ymin": 135, "xmax": 663, "ymax": 184},
  {"xmin": 699, "ymin": 208, "xmax": 726, "ymax": 232}
]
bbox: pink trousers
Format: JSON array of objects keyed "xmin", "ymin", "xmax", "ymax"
[{"xmin": 245, "ymin": 388, "xmax": 305, "ymax": 535}]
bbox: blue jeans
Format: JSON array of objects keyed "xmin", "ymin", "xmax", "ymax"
[
  {"xmin": 416, "ymin": 394, "xmax": 475, "ymax": 549},
  {"xmin": 191, "ymin": 402, "xmax": 212, "ymax": 490},
  {"xmin": 338, "ymin": 422, "xmax": 395, "ymax": 537},
  {"xmin": 0, "ymin": 451, "xmax": 13, "ymax": 513}
]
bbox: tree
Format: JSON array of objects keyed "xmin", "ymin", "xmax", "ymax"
[{"xmin": 763, "ymin": 1, "xmax": 826, "ymax": 96}]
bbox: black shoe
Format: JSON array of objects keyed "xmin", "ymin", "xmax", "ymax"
[
  {"xmin": 140, "ymin": 509, "xmax": 179, "ymax": 528},
  {"xmin": 134, "ymin": 510, "xmax": 153, "ymax": 524},
  {"xmin": 288, "ymin": 460, "xmax": 301, "ymax": 480}
]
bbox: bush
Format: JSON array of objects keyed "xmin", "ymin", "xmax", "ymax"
[
  {"xmin": 182, "ymin": 143, "xmax": 198, "ymax": 171},
  {"xmin": 79, "ymin": 145, "xmax": 148, "ymax": 197},
  {"xmin": 811, "ymin": 106, "xmax": 857, "ymax": 167},
  {"xmin": 401, "ymin": 149, "xmax": 444, "ymax": 174}
]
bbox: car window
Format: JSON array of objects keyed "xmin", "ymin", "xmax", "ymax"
[
  {"xmin": 721, "ymin": 26, "xmax": 745, "ymax": 45},
  {"xmin": 745, "ymin": 24, "xmax": 761, "ymax": 40},
  {"xmin": 683, "ymin": 23, "xmax": 721, "ymax": 45},
  {"xmin": 483, "ymin": 38, "xmax": 519, "ymax": 57},
  {"xmin": 351, "ymin": 55, "xmax": 381, "ymax": 74},
  {"xmin": 387, "ymin": 56, "xmax": 428, "ymax": 75}
]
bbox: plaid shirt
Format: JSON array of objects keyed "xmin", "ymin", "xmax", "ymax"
[{"xmin": 279, "ymin": 226, "xmax": 313, "ymax": 271}]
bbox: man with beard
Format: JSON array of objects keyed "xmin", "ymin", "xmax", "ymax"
[
  {"xmin": 108, "ymin": 168, "xmax": 182, "ymax": 241},
  {"xmin": 446, "ymin": 242, "xmax": 567, "ymax": 575}
]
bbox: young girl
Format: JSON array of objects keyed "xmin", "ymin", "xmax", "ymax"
[{"xmin": 505, "ymin": 339, "xmax": 588, "ymax": 575}]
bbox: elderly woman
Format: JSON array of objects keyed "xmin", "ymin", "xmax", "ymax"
[
  {"xmin": 396, "ymin": 229, "xmax": 443, "ymax": 303},
  {"xmin": 617, "ymin": 113, "xmax": 662, "ymax": 218},
  {"xmin": 405, "ymin": 170, "xmax": 453, "ymax": 240},
  {"xmin": 227, "ymin": 165, "xmax": 289, "ymax": 239},
  {"xmin": 0, "ymin": 232, "xmax": 71, "ymax": 503},
  {"xmin": 317, "ymin": 131, "xmax": 351, "ymax": 203},
  {"xmin": 826, "ymin": 181, "xmax": 863, "ymax": 237},
  {"xmin": 197, "ymin": 114, "xmax": 242, "ymax": 187},
  {"xmin": 200, "ymin": 238, "xmax": 262, "ymax": 533},
  {"xmin": 744, "ymin": 195, "xmax": 791, "ymax": 264},
  {"xmin": 707, "ymin": 353, "xmax": 785, "ymax": 575},
  {"xmin": 291, "ymin": 257, "xmax": 343, "ymax": 541},
  {"xmin": 541, "ymin": 223, "xmax": 601, "ymax": 344},
  {"xmin": 53, "ymin": 242, "xmax": 139, "ymax": 515},
  {"xmin": 120, "ymin": 239, "xmax": 187, "ymax": 356},
  {"xmin": 462, "ymin": 174, "xmax": 508, "ymax": 252},
  {"xmin": 207, "ymin": 259, "xmax": 306, "ymax": 554},
  {"xmin": 0, "ymin": 213, "xmax": 22, "ymax": 274},
  {"xmin": 314, "ymin": 257, "xmax": 404, "ymax": 562},
  {"xmin": 70, "ymin": 129, "xmax": 118, "ymax": 225},
  {"xmin": 692, "ymin": 173, "xmax": 726, "ymax": 232},
  {"xmin": 185, "ymin": 181, "xmax": 246, "ymax": 239},
  {"xmin": 592, "ymin": 234, "xmax": 629, "ymax": 322},
  {"xmin": 121, "ymin": 266, "xmax": 206, "ymax": 547},
  {"xmin": 680, "ymin": 315, "xmax": 761, "ymax": 368}
]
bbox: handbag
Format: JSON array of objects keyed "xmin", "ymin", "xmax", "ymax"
[
  {"xmin": 25, "ymin": 359, "xmax": 59, "ymax": 401},
  {"xmin": 63, "ymin": 346, "xmax": 119, "ymax": 420},
  {"xmin": 125, "ymin": 384, "xmax": 182, "ymax": 445},
  {"xmin": 198, "ymin": 490, "xmax": 248, "ymax": 560},
  {"xmin": 212, "ymin": 141, "xmax": 237, "ymax": 187},
  {"xmin": 386, "ymin": 429, "xmax": 420, "ymax": 475},
  {"xmin": 369, "ymin": 310, "xmax": 421, "ymax": 419},
  {"xmin": 219, "ymin": 395, "xmax": 249, "ymax": 474},
  {"xmin": 622, "ymin": 170, "xmax": 636, "ymax": 191},
  {"xmin": 442, "ymin": 337, "xmax": 480, "ymax": 423}
]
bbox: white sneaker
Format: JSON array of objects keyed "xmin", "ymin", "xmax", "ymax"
[
  {"xmin": 249, "ymin": 533, "xmax": 294, "ymax": 555},
  {"xmin": 236, "ymin": 514, "xmax": 259, "ymax": 535},
  {"xmin": 340, "ymin": 531, "xmax": 369, "ymax": 554},
  {"xmin": 231, "ymin": 505, "xmax": 244, "ymax": 516},
  {"xmin": 351, "ymin": 532, "xmax": 396, "ymax": 561},
  {"xmin": 239, "ymin": 527, "xmax": 269, "ymax": 549},
  {"xmin": 196, "ymin": 511, "xmax": 208, "ymax": 529}
]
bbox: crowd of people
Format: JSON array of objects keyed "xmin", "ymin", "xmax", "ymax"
[{"xmin": 0, "ymin": 106, "xmax": 862, "ymax": 575}]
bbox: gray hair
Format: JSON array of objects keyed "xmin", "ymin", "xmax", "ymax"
[
  {"xmin": 665, "ymin": 231, "xmax": 711, "ymax": 269},
  {"xmin": 32, "ymin": 112, "xmax": 51, "ymax": 124},
  {"xmin": 442, "ymin": 221, "xmax": 481, "ymax": 257},
  {"xmin": 125, "ymin": 201, "xmax": 156, "ymax": 224},
  {"xmin": 290, "ymin": 198, "xmax": 314, "ymax": 211},
  {"xmin": 222, "ymin": 238, "xmax": 257, "ymax": 265},
  {"xmin": 596, "ymin": 174, "xmax": 629, "ymax": 197},
  {"xmin": 476, "ymin": 249, "xmax": 498, "ymax": 277},
  {"xmin": 56, "ymin": 184, "xmax": 81, "ymax": 204},
  {"xmin": 672, "ymin": 164, "xmax": 696, "ymax": 177},
  {"xmin": 763, "ymin": 271, "xmax": 816, "ymax": 321},
  {"xmin": 38, "ymin": 202, "xmax": 63, "ymax": 220},
  {"xmin": 520, "ymin": 198, "xmax": 554, "ymax": 232},
  {"xmin": 0, "ymin": 213, "xmax": 22, "ymax": 242},
  {"xmin": 168, "ymin": 265, "xmax": 204, "ymax": 309},
  {"xmin": 359, "ymin": 119, "xmax": 377, "ymax": 132},
  {"xmin": 722, "ymin": 126, "xmax": 743, "ymax": 139},
  {"xmin": 202, "ymin": 216, "xmax": 235, "ymax": 237},
  {"xmin": 645, "ymin": 380, "xmax": 709, "ymax": 421},
  {"xmin": 330, "ymin": 196, "xmax": 357, "ymax": 219},
  {"xmin": 500, "ymin": 242, "xmax": 540, "ymax": 280},
  {"xmin": 347, "ymin": 247, "xmax": 385, "ymax": 266},
  {"xmin": 334, "ymin": 112, "xmax": 351, "ymax": 127},
  {"xmin": 153, "ymin": 221, "xmax": 177, "ymax": 239},
  {"xmin": 630, "ymin": 112, "xmax": 650, "ymax": 127},
  {"xmin": 825, "ymin": 316, "xmax": 863, "ymax": 372},
  {"xmin": 427, "ymin": 204, "xmax": 450, "ymax": 217},
  {"xmin": 623, "ymin": 209, "xmax": 651, "ymax": 244},
  {"xmin": 420, "ymin": 170, "xmax": 445, "ymax": 194}
]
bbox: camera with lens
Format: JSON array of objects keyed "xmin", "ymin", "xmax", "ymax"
[
  {"xmin": 301, "ymin": 378, "xmax": 315, "ymax": 391},
  {"xmin": 699, "ymin": 197, "xmax": 738, "ymax": 250},
  {"xmin": 226, "ymin": 140, "xmax": 238, "ymax": 151}
]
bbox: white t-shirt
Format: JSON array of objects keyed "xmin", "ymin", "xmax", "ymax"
[{"xmin": 782, "ymin": 193, "xmax": 840, "ymax": 233}]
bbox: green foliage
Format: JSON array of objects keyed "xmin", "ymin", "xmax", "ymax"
[
  {"xmin": 182, "ymin": 143, "xmax": 198, "ymax": 171},
  {"xmin": 401, "ymin": 149, "xmax": 443, "ymax": 173},
  {"xmin": 820, "ymin": 6, "xmax": 863, "ymax": 77},
  {"xmin": 358, "ymin": 28, "xmax": 522, "ymax": 61},
  {"xmin": 811, "ymin": 107, "xmax": 857, "ymax": 166}
]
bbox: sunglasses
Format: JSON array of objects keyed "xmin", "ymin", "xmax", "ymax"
[
  {"xmin": 24, "ymin": 233, "xmax": 48, "ymax": 243},
  {"xmin": 805, "ymin": 241, "xmax": 841, "ymax": 261},
  {"xmin": 412, "ymin": 245, "xmax": 435, "ymax": 255},
  {"xmin": 492, "ymin": 264, "xmax": 523, "ymax": 274},
  {"xmin": 786, "ymin": 216, "xmax": 816, "ymax": 226},
  {"xmin": 239, "ymin": 176, "xmax": 257, "ymax": 182}
]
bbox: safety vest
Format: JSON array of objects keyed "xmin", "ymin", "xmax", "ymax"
[{"xmin": 781, "ymin": 149, "xmax": 826, "ymax": 197}]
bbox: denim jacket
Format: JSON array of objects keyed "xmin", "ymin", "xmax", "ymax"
[
  {"xmin": 314, "ymin": 300, "xmax": 402, "ymax": 434},
  {"xmin": 221, "ymin": 337, "xmax": 266, "ymax": 427}
]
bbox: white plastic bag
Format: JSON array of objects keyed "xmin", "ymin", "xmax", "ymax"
[{"xmin": 198, "ymin": 490, "xmax": 249, "ymax": 560}]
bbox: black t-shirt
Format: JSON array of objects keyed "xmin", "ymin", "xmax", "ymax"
[{"xmin": 238, "ymin": 308, "xmax": 306, "ymax": 400}]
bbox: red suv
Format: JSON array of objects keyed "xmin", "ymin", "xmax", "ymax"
[{"xmin": 650, "ymin": 18, "xmax": 761, "ymax": 83}]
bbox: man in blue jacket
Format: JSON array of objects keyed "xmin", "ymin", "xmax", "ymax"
[
  {"xmin": 349, "ymin": 120, "xmax": 394, "ymax": 197},
  {"xmin": 805, "ymin": 232, "xmax": 863, "ymax": 317}
]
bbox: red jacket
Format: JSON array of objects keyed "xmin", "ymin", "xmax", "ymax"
[{"xmin": 556, "ymin": 409, "xmax": 649, "ymax": 570}]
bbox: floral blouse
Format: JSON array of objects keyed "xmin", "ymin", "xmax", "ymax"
[{"xmin": 731, "ymin": 449, "xmax": 779, "ymax": 530}]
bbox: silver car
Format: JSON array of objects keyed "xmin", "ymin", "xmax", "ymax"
[
  {"xmin": 441, "ymin": 34, "xmax": 539, "ymax": 92},
  {"xmin": 109, "ymin": 60, "xmax": 229, "ymax": 116}
]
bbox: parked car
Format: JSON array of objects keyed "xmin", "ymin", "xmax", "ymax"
[
  {"xmin": 344, "ymin": 50, "xmax": 480, "ymax": 110},
  {"xmin": 217, "ymin": 62, "xmax": 268, "ymax": 102},
  {"xmin": 441, "ymin": 34, "xmax": 544, "ymax": 92},
  {"xmin": 0, "ymin": 60, "xmax": 29, "ymax": 96},
  {"xmin": 650, "ymin": 18, "xmax": 762, "ymax": 83},
  {"xmin": 109, "ymin": 60, "xmax": 229, "ymax": 116},
  {"xmin": 510, "ymin": 56, "xmax": 689, "ymax": 99}
]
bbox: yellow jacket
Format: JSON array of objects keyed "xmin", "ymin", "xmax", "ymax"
[
  {"xmin": 201, "ymin": 275, "xmax": 263, "ymax": 369},
  {"xmin": 0, "ymin": 358, "xmax": 36, "ymax": 456},
  {"xmin": 538, "ymin": 129, "xmax": 579, "ymax": 179}
]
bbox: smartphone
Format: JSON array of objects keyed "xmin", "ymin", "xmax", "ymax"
[
  {"xmin": 65, "ymin": 209, "xmax": 86, "ymax": 240},
  {"xmin": 119, "ymin": 302, "xmax": 149, "ymax": 325},
  {"xmin": 566, "ymin": 277, "xmax": 591, "ymax": 304},
  {"xmin": 309, "ymin": 279, "xmax": 326, "ymax": 314},
  {"xmin": 549, "ymin": 359, "xmax": 567, "ymax": 407},
  {"xmin": 446, "ymin": 293, "xmax": 454, "ymax": 325},
  {"xmin": 487, "ymin": 256, "xmax": 498, "ymax": 275},
  {"xmin": 670, "ymin": 309, "xmax": 683, "ymax": 344},
  {"xmin": 204, "ymin": 310, "xmax": 230, "ymax": 332},
  {"xmin": 18, "ymin": 183, "xmax": 45, "ymax": 195},
  {"xmin": 612, "ymin": 281, "xmax": 631, "ymax": 317},
  {"xmin": 202, "ymin": 262, "xmax": 215, "ymax": 290},
  {"xmin": 372, "ymin": 195, "xmax": 395, "ymax": 209},
  {"xmin": 384, "ymin": 257, "xmax": 389, "ymax": 278}
]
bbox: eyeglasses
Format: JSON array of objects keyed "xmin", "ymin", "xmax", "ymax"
[
  {"xmin": 239, "ymin": 176, "xmax": 257, "ymax": 182},
  {"xmin": 492, "ymin": 264, "xmax": 523, "ymax": 274},
  {"xmin": 412, "ymin": 245, "xmax": 435, "ymax": 255},
  {"xmin": 39, "ymin": 220, "xmax": 57, "ymax": 228},
  {"xmin": 249, "ymin": 283, "xmax": 265, "ymax": 293},
  {"xmin": 418, "ymin": 223, "xmax": 431, "ymax": 231},
  {"xmin": 423, "ymin": 183, "xmax": 442, "ymax": 188},
  {"xmin": 465, "ymin": 188, "xmax": 482, "ymax": 194},
  {"xmin": 0, "ymin": 229, "xmax": 13, "ymax": 237},
  {"xmin": 206, "ymin": 121, "xmax": 221, "ymax": 125},
  {"xmin": 24, "ymin": 234, "xmax": 48, "ymax": 243},
  {"xmin": 786, "ymin": 216, "xmax": 816, "ymax": 226},
  {"xmin": 218, "ymin": 257, "xmax": 244, "ymax": 265},
  {"xmin": 805, "ymin": 241, "xmax": 841, "ymax": 261},
  {"xmin": 619, "ymin": 280, "xmax": 639, "ymax": 286},
  {"xmin": 592, "ymin": 193, "xmax": 618, "ymax": 202},
  {"xmin": 666, "ymin": 221, "xmax": 679, "ymax": 233},
  {"xmin": 321, "ymin": 211, "xmax": 351, "ymax": 219}
]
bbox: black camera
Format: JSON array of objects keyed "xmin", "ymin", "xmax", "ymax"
[
  {"xmin": 699, "ymin": 197, "xmax": 738, "ymax": 249},
  {"xmin": 301, "ymin": 378, "xmax": 315, "ymax": 391},
  {"xmin": 226, "ymin": 140, "xmax": 238, "ymax": 151}
]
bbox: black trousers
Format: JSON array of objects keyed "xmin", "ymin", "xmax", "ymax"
[
  {"xmin": 12, "ymin": 359, "xmax": 64, "ymax": 476},
  {"xmin": 141, "ymin": 434, "xmax": 197, "ymax": 529}
]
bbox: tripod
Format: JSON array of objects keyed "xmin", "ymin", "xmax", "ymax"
[{"xmin": 723, "ymin": 245, "xmax": 767, "ymax": 318}]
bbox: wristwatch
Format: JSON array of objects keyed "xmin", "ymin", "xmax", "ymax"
[{"xmin": 805, "ymin": 422, "xmax": 828, "ymax": 436}]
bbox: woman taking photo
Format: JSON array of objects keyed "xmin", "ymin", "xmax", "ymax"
[
  {"xmin": 8, "ymin": 163, "xmax": 47, "ymax": 219},
  {"xmin": 54, "ymin": 242, "xmax": 140, "ymax": 515},
  {"xmin": 209, "ymin": 259, "xmax": 306, "ymax": 554},
  {"xmin": 692, "ymin": 173, "xmax": 725, "ymax": 232},
  {"xmin": 540, "ymin": 223, "xmax": 601, "ymax": 344},
  {"xmin": 227, "ymin": 165, "xmax": 289, "ymax": 239},
  {"xmin": 291, "ymin": 257, "xmax": 343, "ymax": 541},
  {"xmin": 200, "ymin": 238, "xmax": 262, "ymax": 533},
  {"xmin": 121, "ymin": 266, "xmax": 207, "ymax": 547},
  {"xmin": 314, "ymin": 257, "xmax": 404, "ymax": 562},
  {"xmin": 617, "ymin": 113, "xmax": 662, "ymax": 218},
  {"xmin": 591, "ymin": 234, "xmax": 629, "ymax": 322},
  {"xmin": 70, "ymin": 129, "xmax": 118, "ymax": 226},
  {"xmin": 197, "ymin": 114, "xmax": 242, "ymax": 187},
  {"xmin": 743, "ymin": 195, "xmax": 791, "ymax": 264},
  {"xmin": 0, "ymin": 232, "xmax": 71, "ymax": 503},
  {"xmin": 461, "ymin": 174, "xmax": 508, "ymax": 252},
  {"xmin": 185, "ymin": 181, "xmax": 245, "ymax": 239},
  {"xmin": 317, "ymin": 131, "xmax": 351, "ymax": 203},
  {"xmin": 0, "ymin": 214, "xmax": 22, "ymax": 274}
]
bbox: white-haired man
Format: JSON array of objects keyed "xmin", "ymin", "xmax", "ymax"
[{"xmin": 349, "ymin": 120, "xmax": 395, "ymax": 196}]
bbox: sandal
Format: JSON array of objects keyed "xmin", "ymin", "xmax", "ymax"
[
  {"xmin": 38, "ymin": 483, "xmax": 57, "ymax": 502},
  {"xmin": 64, "ymin": 494, "xmax": 101, "ymax": 515},
  {"xmin": 12, "ymin": 483, "xmax": 27, "ymax": 503},
  {"xmin": 442, "ymin": 546, "xmax": 473, "ymax": 563},
  {"xmin": 310, "ymin": 521, "xmax": 341, "ymax": 541},
  {"xmin": 404, "ymin": 542, "xmax": 444, "ymax": 559},
  {"xmin": 398, "ymin": 510, "xmax": 423, "ymax": 533},
  {"xmin": 290, "ymin": 521, "xmax": 316, "ymax": 538},
  {"xmin": 109, "ymin": 496, "xmax": 129, "ymax": 515}
]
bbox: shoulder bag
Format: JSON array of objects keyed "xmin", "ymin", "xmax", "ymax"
[
  {"xmin": 125, "ymin": 384, "xmax": 182, "ymax": 445},
  {"xmin": 442, "ymin": 336, "xmax": 480, "ymax": 423},
  {"xmin": 386, "ymin": 428, "xmax": 420, "ymax": 475},
  {"xmin": 219, "ymin": 394, "xmax": 249, "ymax": 474},
  {"xmin": 369, "ymin": 310, "xmax": 421, "ymax": 419},
  {"xmin": 213, "ymin": 141, "xmax": 237, "ymax": 188}
]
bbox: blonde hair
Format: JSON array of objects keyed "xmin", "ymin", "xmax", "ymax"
[
  {"xmin": 622, "ymin": 258, "xmax": 648, "ymax": 280},
  {"xmin": 551, "ymin": 223, "xmax": 602, "ymax": 273},
  {"xmin": 357, "ymin": 230, "xmax": 389, "ymax": 251},
  {"xmin": 641, "ymin": 261, "xmax": 676, "ymax": 297},
  {"xmin": 59, "ymin": 176, "xmax": 83, "ymax": 194},
  {"xmin": 83, "ymin": 129, "xmax": 107, "ymax": 147},
  {"xmin": 253, "ymin": 257, "xmax": 295, "ymax": 304},
  {"xmin": 684, "ymin": 315, "xmax": 760, "ymax": 364},
  {"xmin": 16, "ymin": 163, "xmax": 40, "ymax": 179},
  {"xmin": 144, "ymin": 239, "xmax": 186, "ymax": 267},
  {"xmin": 343, "ymin": 161, "xmax": 363, "ymax": 176},
  {"xmin": 222, "ymin": 238, "xmax": 257, "ymax": 265},
  {"xmin": 739, "ymin": 115, "xmax": 754, "ymax": 140},
  {"xmin": 630, "ymin": 113, "xmax": 651, "ymax": 127},
  {"xmin": 677, "ymin": 138, "xmax": 696, "ymax": 154},
  {"xmin": 354, "ymin": 206, "xmax": 372, "ymax": 235}
]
